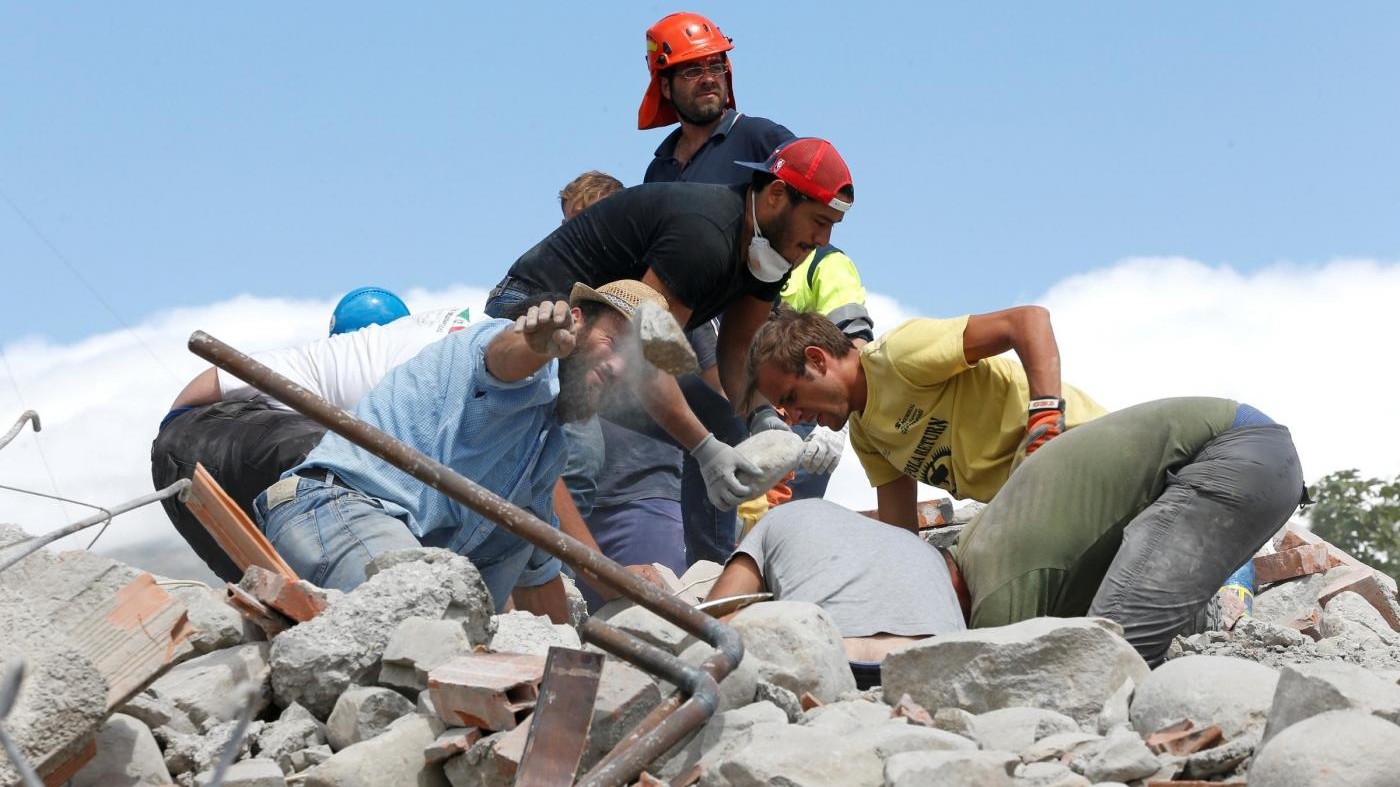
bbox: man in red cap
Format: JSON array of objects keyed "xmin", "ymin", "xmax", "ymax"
[{"xmin": 483, "ymin": 138, "xmax": 855, "ymax": 555}]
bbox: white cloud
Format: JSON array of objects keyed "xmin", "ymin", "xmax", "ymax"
[{"xmin": 1, "ymin": 259, "xmax": 1396, "ymax": 560}]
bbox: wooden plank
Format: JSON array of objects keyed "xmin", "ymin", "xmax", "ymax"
[
  {"xmin": 41, "ymin": 736, "xmax": 95, "ymax": 787},
  {"xmin": 183, "ymin": 463, "xmax": 298, "ymax": 581},
  {"xmin": 65, "ymin": 573, "xmax": 196, "ymax": 710},
  {"xmin": 515, "ymin": 647, "xmax": 604, "ymax": 787}
]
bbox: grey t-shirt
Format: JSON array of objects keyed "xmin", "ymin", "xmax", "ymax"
[{"xmin": 735, "ymin": 499, "xmax": 967, "ymax": 638}]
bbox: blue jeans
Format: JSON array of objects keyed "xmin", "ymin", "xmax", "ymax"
[
  {"xmin": 579, "ymin": 498, "xmax": 686, "ymax": 611},
  {"xmin": 254, "ymin": 473, "xmax": 537, "ymax": 609}
]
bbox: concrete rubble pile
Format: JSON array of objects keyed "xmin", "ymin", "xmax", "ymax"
[{"xmin": 1, "ymin": 517, "xmax": 1399, "ymax": 787}]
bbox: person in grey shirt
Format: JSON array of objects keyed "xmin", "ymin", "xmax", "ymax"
[{"xmin": 708, "ymin": 498, "xmax": 967, "ymax": 687}]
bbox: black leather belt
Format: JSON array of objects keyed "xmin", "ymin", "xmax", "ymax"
[{"xmin": 296, "ymin": 467, "xmax": 353, "ymax": 489}]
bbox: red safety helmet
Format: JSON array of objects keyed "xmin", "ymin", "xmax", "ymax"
[{"xmin": 638, "ymin": 12, "xmax": 737, "ymax": 130}]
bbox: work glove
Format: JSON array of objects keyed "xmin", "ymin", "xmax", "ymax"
[
  {"xmin": 1010, "ymin": 397, "xmax": 1065, "ymax": 473},
  {"xmin": 690, "ymin": 433, "xmax": 760, "ymax": 510},
  {"xmin": 747, "ymin": 404, "xmax": 792, "ymax": 436},
  {"xmin": 799, "ymin": 425, "xmax": 846, "ymax": 475}
]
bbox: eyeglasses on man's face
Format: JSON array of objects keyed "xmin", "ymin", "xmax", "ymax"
[{"xmin": 675, "ymin": 60, "xmax": 728, "ymax": 81}]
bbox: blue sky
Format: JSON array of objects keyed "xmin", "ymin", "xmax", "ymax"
[{"xmin": 3, "ymin": 2, "xmax": 1397, "ymax": 344}]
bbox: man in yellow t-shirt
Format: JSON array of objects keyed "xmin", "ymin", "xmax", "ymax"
[{"xmin": 744, "ymin": 306, "xmax": 1105, "ymax": 528}]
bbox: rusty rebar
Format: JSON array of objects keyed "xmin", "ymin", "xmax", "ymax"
[
  {"xmin": 577, "ymin": 619, "xmax": 719, "ymax": 787},
  {"xmin": 0, "ymin": 411, "xmax": 40, "ymax": 452},
  {"xmin": 188, "ymin": 330, "xmax": 743, "ymax": 787}
]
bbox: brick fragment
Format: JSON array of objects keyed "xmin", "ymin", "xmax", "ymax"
[
  {"xmin": 1254, "ymin": 544, "xmax": 1332, "ymax": 585},
  {"xmin": 1279, "ymin": 524, "xmax": 1397, "ymax": 593},
  {"xmin": 427, "ymin": 652, "xmax": 546, "ymax": 731},
  {"xmin": 224, "ymin": 583, "xmax": 292, "ymax": 638},
  {"xmin": 1146, "ymin": 722, "xmax": 1223, "ymax": 756},
  {"xmin": 889, "ymin": 693, "xmax": 935, "ymax": 727},
  {"xmin": 798, "ymin": 692, "xmax": 823, "ymax": 712},
  {"xmin": 422, "ymin": 727, "xmax": 481, "ymax": 766},
  {"xmin": 239, "ymin": 566, "xmax": 329, "ymax": 623},
  {"xmin": 1318, "ymin": 568, "xmax": 1400, "ymax": 633},
  {"xmin": 1278, "ymin": 607, "xmax": 1324, "ymax": 640}
]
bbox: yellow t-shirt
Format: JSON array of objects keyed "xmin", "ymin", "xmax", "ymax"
[{"xmin": 849, "ymin": 317, "xmax": 1106, "ymax": 503}]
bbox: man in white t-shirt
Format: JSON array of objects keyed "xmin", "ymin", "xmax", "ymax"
[{"xmin": 152, "ymin": 304, "xmax": 472, "ymax": 581}]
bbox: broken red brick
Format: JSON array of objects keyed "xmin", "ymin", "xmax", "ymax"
[
  {"xmin": 1146, "ymin": 723, "xmax": 1223, "ymax": 756},
  {"xmin": 423, "ymin": 727, "xmax": 482, "ymax": 766},
  {"xmin": 889, "ymin": 693, "xmax": 934, "ymax": 727},
  {"xmin": 185, "ymin": 463, "xmax": 299, "ymax": 581},
  {"xmin": 1279, "ymin": 524, "xmax": 1397, "ymax": 593},
  {"xmin": 1254, "ymin": 544, "xmax": 1332, "ymax": 585},
  {"xmin": 71, "ymin": 573, "xmax": 196, "ymax": 710},
  {"xmin": 634, "ymin": 773, "xmax": 666, "ymax": 786},
  {"xmin": 428, "ymin": 653, "xmax": 546, "ymax": 731},
  {"xmin": 1318, "ymin": 568, "xmax": 1400, "ymax": 633},
  {"xmin": 798, "ymin": 692, "xmax": 823, "ymax": 712},
  {"xmin": 225, "ymin": 583, "xmax": 293, "ymax": 638},
  {"xmin": 1278, "ymin": 607, "xmax": 1325, "ymax": 641},
  {"xmin": 239, "ymin": 566, "xmax": 329, "ymax": 623}
]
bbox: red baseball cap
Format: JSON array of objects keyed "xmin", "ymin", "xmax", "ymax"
[{"xmin": 736, "ymin": 137, "xmax": 854, "ymax": 213}]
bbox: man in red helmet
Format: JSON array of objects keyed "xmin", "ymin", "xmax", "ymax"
[
  {"xmin": 626, "ymin": 12, "xmax": 875, "ymax": 562},
  {"xmin": 483, "ymin": 138, "xmax": 856, "ymax": 562}
]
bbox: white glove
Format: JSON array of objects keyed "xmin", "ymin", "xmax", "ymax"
[
  {"xmin": 690, "ymin": 433, "xmax": 760, "ymax": 510},
  {"xmin": 799, "ymin": 425, "xmax": 845, "ymax": 475}
]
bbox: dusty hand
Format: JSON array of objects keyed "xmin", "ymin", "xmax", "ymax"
[
  {"xmin": 514, "ymin": 299, "xmax": 577, "ymax": 358},
  {"xmin": 799, "ymin": 425, "xmax": 845, "ymax": 475},
  {"xmin": 690, "ymin": 433, "xmax": 760, "ymax": 510}
]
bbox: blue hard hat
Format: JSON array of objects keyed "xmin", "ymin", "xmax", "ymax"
[{"xmin": 329, "ymin": 286, "xmax": 410, "ymax": 335}]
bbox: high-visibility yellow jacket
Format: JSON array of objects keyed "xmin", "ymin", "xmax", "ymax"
[{"xmin": 779, "ymin": 245, "xmax": 873, "ymax": 341}]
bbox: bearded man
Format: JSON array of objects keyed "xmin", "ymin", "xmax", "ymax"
[{"xmin": 253, "ymin": 281, "xmax": 664, "ymax": 616}]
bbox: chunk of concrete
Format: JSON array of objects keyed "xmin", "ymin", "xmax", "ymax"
[
  {"xmin": 1017, "ymin": 761, "xmax": 1092, "ymax": 787},
  {"xmin": 380, "ymin": 616, "xmax": 474, "ymax": 692},
  {"xmin": 487, "ymin": 610, "xmax": 581, "ymax": 656},
  {"xmin": 118, "ymin": 691, "xmax": 197, "ymax": 736},
  {"xmin": 636, "ymin": 298, "xmax": 699, "ymax": 376},
  {"xmin": 1129, "ymin": 654, "xmax": 1278, "ymax": 739},
  {"xmin": 193, "ymin": 758, "xmax": 284, "ymax": 787},
  {"xmin": 302, "ymin": 714, "xmax": 448, "ymax": 787},
  {"xmin": 146, "ymin": 642, "xmax": 271, "ymax": 733},
  {"xmin": 847, "ymin": 721, "xmax": 978, "ymax": 759},
  {"xmin": 801, "ymin": 699, "xmax": 896, "ymax": 734},
  {"xmin": 1079, "ymin": 727, "xmax": 1160, "ymax": 783},
  {"xmin": 653, "ymin": 701, "xmax": 790, "ymax": 781},
  {"xmin": 883, "ymin": 750, "xmax": 1018, "ymax": 787},
  {"xmin": 163, "ymin": 719, "xmax": 265, "ymax": 777},
  {"xmin": 603, "ymin": 604, "xmax": 695, "ymax": 655},
  {"xmin": 1021, "ymin": 731, "xmax": 1104, "ymax": 763},
  {"xmin": 168, "ymin": 585, "xmax": 246, "ymax": 653},
  {"xmin": 443, "ymin": 725, "xmax": 527, "ymax": 787},
  {"xmin": 1250, "ymin": 710, "xmax": 1400, "ymax": 787},
  {"xmin": 882, "ymin": 617, "xmax": 1149, "ymax": 728},
  {"xmin": 1097, "ymin": 678, "xmax": 1134, "ymax": 735},
  {"xmin": 1262, "ymin": 660, "xmax": 1400, "ymax": 742},
  {"xmin": 1180, "ymin": 731, "xmax": 1257, "ymax": 780},
  {"xmin": 579, "ymin": 658, "xmax": 661, "ymax": 770},
  {"xmin": 971, "ymin": 707, "xmax": 1079, "ymax": 752},
  {"xmin": 253, "ymin": 717, "xmax": 326, "ymax": 774},
  {"xmin": 715, "ymin": 601, "xmax": 857, "ymax": 711},
  {"xmin": 289, "ymin": 744, "xmax": 333, "ymax": 773},
  {"xmin": 677, "ymin": 560, "xmax": 724, "ymax": 603},
  {"xmin": 70, "ymin": 713, "xmax": 173, "ymax": 787},
  {"xmin": 270, "ymin": 550, "xmax": 495, "ymax": 717},
  {"xmin": 754, "ymin": 680, "xmax": 803, "ymax": 723},
  {"xmin": 704, "ymin": 724, "xmax": 883, "ymax": 787},
  {"xmin": 326, "ymin": 685, "xmax": 416, "ymax": 751},
  {"xmin": 733, "ymin": 430, "xmax": 805, "ymax": 493}
]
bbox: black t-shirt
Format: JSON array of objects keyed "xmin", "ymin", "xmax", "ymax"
[{"xmin": 504, "ymin": 182, "xmax": 783, "ymax": 330}]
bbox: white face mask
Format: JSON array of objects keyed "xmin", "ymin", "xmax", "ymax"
[{"xmin": 747, "ymin": 191, "xmax": 790, "ymax": 283}]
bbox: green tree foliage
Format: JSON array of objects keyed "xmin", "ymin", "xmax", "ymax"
[{"xmin": 1306, "ymin": 469, "xmax": 1400, "ymax": 581}]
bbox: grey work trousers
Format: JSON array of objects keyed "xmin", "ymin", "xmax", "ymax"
[{"xmin": 1088, "ymin": 424, "xmax": 1304, "ymax": 665}]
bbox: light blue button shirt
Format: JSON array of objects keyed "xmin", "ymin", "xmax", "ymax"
[{"xmin": 289, "ymin": 319, "xmax": 566, "ymax": 579}]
